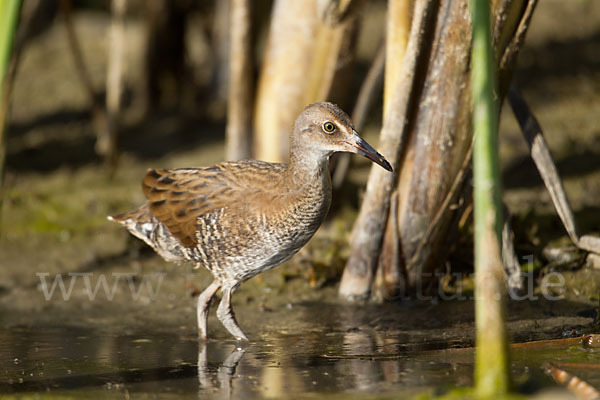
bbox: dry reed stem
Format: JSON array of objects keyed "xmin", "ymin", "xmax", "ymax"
[{"xmin": 226, "ymin": 0, "xmax": 253, "ymax": 160}]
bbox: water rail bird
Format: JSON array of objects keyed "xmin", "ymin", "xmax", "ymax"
[{"xmin": 109, "ymin": 102, "xmax": 392, "ymax": 340}]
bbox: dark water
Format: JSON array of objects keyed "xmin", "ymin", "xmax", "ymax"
[
  {"xmin": 1, "ymin": 300, "xmax": 599, "ymax": 399},
  {"xmin": 0, "ymin": 326, "xmax": 466, "ymax": 399}
]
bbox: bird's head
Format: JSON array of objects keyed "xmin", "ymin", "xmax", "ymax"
[{"xmin": 292, "ymin": 102, "xmax": 392, "ymax": 172}]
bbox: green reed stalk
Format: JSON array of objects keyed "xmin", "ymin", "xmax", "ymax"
[
  {"xmin": 470, "ymin": 0, "xmax": 510, "ymax": 397},
  {"xmin": 0, "ymin": 0, "xmax": 21, "ymax": 206}
]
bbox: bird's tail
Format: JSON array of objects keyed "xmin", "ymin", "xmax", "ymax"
[
  {"xmin": 108, "ymin": 204, "xmax": 157, "ymax": 249},
  {"xmin": 109, "ymin": 203, "xmax": 187, "ymax": 263}
]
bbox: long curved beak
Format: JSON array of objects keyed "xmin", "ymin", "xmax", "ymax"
[{"xmin": 344, "ymin": 130, "xmax": 393, "ymax": 172}]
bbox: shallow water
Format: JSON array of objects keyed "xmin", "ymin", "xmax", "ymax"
[
  {"xmin": 1, "ymin": 303, "xmax": 599, "ymax": 399},
  {"xmin": 0, "ymin": 326, "xmax": 467, "ymax": 399}
]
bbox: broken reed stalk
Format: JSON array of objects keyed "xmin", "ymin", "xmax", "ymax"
[
  {"xmin": 333, "ymin": 40, "xmax": 385, "ymax": 188},
  {"xmin": 339, "ymin": 0, "xmax": 434, "ymax": 299},
  {"xmin": 60, "ymin": 0, "xmax": 111, "ymax": 164},
  {"xmin": 254, "ymin": 0, "xmax": 321, "ymax": 162},
  {"xmin": 508, "ymin": 86, "xmax": 600, "ymax": 255},
  {"xmin": 254, "ymin": 0, "xmax": 358, "ymax": 162},
  {"xmin": 546, "ymin": 365, "xmax": 600, "ymax": 400},
  {"xmin": 105, "ymin": 0, "xmax": 127, "ymax": 169},
  {"xmin": 470, "ymin": 0, "xmax": 509, "ymax": 395},
  {"xmin": 384, "ymin": 0, "xmax": 412, "ymax": 118},
  {"xmin": 507, "ymin": 86, "xmax": 579, "ymax": 244},
  {"xmin": 225, "ymin": 0, "xmax": 253, "ymax": 160},
  {"xmin": 0, "ymin": 0, "xmax": 21, "ymax": 225}
]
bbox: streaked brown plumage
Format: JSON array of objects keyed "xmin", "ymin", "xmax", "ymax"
[{"xmin": 109, "ymin": 102, "xmax": 392, "ymax": 340}]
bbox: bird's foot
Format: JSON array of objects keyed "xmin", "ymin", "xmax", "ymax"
[
  {"xmin": 216, "ymin": 287, "xmax": 249, "ymax": 341},
  {"xmin": 196, "ymin": 281, "xmax": 220, "ymax": 340},
  {"xmin": 219, "ymin": 311, "xmax": 249, "ymax": 341}
]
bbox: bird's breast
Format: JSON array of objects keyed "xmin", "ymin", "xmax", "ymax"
[
  {"xmin": 260, "ymin": 181, "xmax": 331, "ymax": 255},
  {"xmin": 187, "ymin": 171, "xmax": 333, "ymax": 284}
]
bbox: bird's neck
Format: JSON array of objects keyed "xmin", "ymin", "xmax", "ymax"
[
  {"xmin": 285, "ymin": 145, "xmax": 331, "ymax": 190},
  {"xmin": 284, "ymin": 146, "xmax": 333, "ymax": 224}
]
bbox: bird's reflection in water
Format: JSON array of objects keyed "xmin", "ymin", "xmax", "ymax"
[{"xmin": 197, "ymin": 343, "xmax": 246, "ymax": 399}]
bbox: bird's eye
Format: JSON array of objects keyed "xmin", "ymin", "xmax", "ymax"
[{"xmin": 322, "ymin": 121, "xmax": 336, "ymax": 134}]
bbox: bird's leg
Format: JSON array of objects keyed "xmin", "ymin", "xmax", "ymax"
[
  {"xmin": 216, "ymin": 286, "xmax": 248, "ymax": 341},
  {"xmin": 197, "ymin": 281, "xmax": 220, "ymax": 340}
]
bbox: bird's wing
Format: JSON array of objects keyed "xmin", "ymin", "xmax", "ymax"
[{"xmin": 142, "ymin": 161, "xmax": 286, "ymax": 248}]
